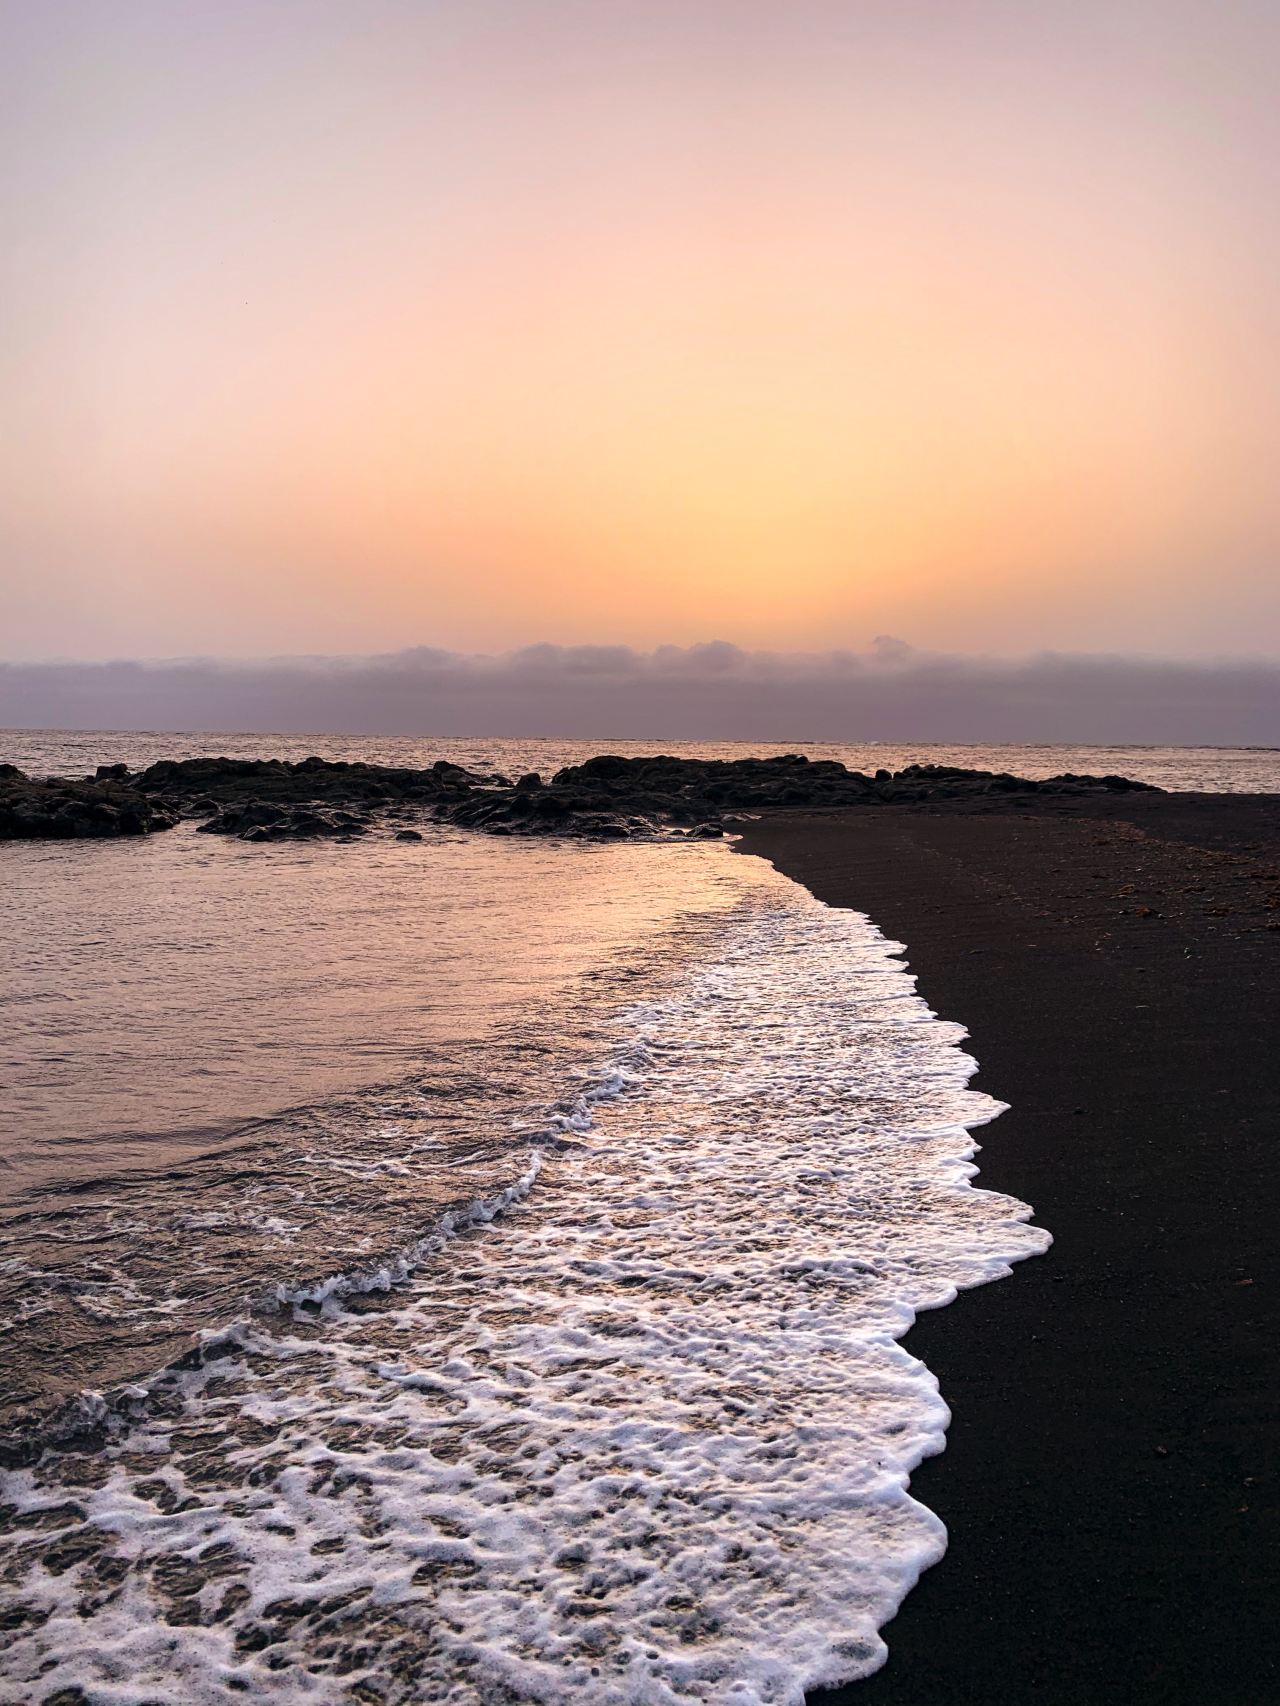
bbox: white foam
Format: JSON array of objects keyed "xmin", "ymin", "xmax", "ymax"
[
  {"xmin": 0, "ymin": 861, "xmax": 1048, "ymax": 1704},
  {"xmin": 268, "ymin": 1153, "xmax": 544, "ymax": 1310}
]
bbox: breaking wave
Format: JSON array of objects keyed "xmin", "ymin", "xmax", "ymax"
[{"xmin": 0, "ymin": 863, "xmax": 1048, "ymax": 1703}]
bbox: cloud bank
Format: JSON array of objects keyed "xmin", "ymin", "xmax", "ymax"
[{"xmin": 1, "ymin": 641, "xmax": 1278, "ymax": 746}]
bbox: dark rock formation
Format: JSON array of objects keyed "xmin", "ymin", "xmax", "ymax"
[
  {"xmin": 131, "ymin": 755, "xmax": 502, "ymax": 843},
  {"xmin": 2, "ymin": 752, "xmax": 1160, "ymax": 843},
  {"xmin": 436, "ymin": 754, "xmax": 1159, "ymax": 839},
  {"xmin": 134, "ymin": 755, "xmax": 490, "ymax": 810},
  {"xmin": 197, "ymin": 801, "xmax": 371, "ymax": 841},
  {"xmin": 0, "ymin": 769, "xmax": 179, "ymax": 841}
]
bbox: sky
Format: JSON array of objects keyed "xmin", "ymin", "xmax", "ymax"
[
  {"xmin": 4, "ymin": 643, "xmax": 1278, "ymax": 744},
  {"xmin": 2, "ymin": 0, "xmax": 1278, "ymax": 672}
]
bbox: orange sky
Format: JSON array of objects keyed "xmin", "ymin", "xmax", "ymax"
[{"xmin": 2, "ymin": 0, "xmax": 1278, "ymax": 661}]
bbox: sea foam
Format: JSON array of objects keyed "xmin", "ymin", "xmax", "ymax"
[{"xmin": 0, "ymin": 862, "xmax": 1048, "ymax": 1703}]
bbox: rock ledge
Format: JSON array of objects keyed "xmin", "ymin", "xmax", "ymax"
[{"xmin": 0, "ymin": 754, "xmax": 1160, "ymax": 843}]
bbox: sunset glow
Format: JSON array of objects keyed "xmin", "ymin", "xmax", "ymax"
[{"xmin": 3, "ymin": 0, "xmax": 1277, "ymax": 660}]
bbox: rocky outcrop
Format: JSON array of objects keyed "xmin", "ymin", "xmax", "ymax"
[
  {"xmin": 1, "ymin": 752, "xmax": 1160, "ymax": 843},
  {"xmin": 435, "ymin": 755, "xmax": 1158, "ymax": 838},
  {"xmin": 134, "ymin": 755, "xmax": 494, "ymax": 810},
  {"xmin": 134, "ymin": 755, "xmax": 503, "ymax": 843},
  {"xmin": 196, "ymin": 801, "xmax": 371, "ymax": 841},
  {"xmin": 0, "ymin": 770, "xmax": 179, "ymax": 841}
]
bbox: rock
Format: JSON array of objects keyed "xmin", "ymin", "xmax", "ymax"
[
  {"xmin": 436, "ymin": 754, "xmax": 1158, "ymax": 839},
  {"xmin": 0, "ymin": 773, "xmax": 178, "ymax": 841},
  {"xmin": 198, "ymin": 800, "xmax": 367, "ymax": 841},
  {"xmin": 564, "ymin": 755, "xmax": 632, "ymax": 781},
  {"xmin": 135, "ymin": 755, "xmax": 491, "ymax": 815},
  {"xmin": 395, "ymin": 828, "xmax": 424, "ymax": 841},
  {"xmin": 196, "ymin": 801, "xmax": 282, "ymax": 836},
  {"xmin": 9, "ymin": 750, "xmax": 1160, "ymax": 844}
]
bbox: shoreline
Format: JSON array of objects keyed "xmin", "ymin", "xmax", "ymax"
[{"xmin": 738, "ymin": 792, "xmax": 1279, "ymax": 1705}]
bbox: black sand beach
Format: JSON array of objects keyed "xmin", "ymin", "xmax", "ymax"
[{"xmin": 739, "ymin": 793, "xmax": 1280, "ymax": 1705}]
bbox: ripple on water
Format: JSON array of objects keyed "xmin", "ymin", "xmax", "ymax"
[{"xmin": 0, "ymin": 871, "xmax": 1048, "ymax": 1704}]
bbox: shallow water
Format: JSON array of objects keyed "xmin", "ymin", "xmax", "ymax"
[
  {"xmin": 7, "ymin": 726, "xmax": 1273, "ymax": 1698},
  {"xmin": 2, "ymin": 728, "xmax": 1267, "ymax": 1697},
  {"xmin": 0, "ymin": 827, "xmax": 746, "ymax": 1429},
  {"xmin": 0, "ymin": 862, "xmax": 1047, "ymax": 1703}
]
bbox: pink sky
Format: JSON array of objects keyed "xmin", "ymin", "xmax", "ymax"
[{"xmin": 2, "ymin": 0, "xmax": 1278, "ymax": 662}]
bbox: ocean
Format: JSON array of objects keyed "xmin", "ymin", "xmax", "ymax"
[{"xmin": 1, "ymin": 734, "xmax": 1275, "ymax": 1703}]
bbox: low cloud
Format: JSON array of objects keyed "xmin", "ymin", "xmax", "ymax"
[{"xmin": 2, "ymin": 641, "xmax": 1278, "ymax": 745}]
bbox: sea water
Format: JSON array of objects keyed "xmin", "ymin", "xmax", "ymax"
[
  {"xmin": 5, "ymin": 731, "xmax": 1274, "ymax": 1697},
  {"xmin": 5, "ymin": 731, "xmax": 1274, "ymax": 1699},
  {"xmin": 6, "ymin": 728, "xmax": 1280, "ymax": 793},
  {"xmin": 0, "ymin": 777, "xmax": 1052, "ymax": 1701}
]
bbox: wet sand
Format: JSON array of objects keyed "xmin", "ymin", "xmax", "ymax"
[{"xmin": 738, "ymin": 792, "xmax": 1280, "ymax": 1706}]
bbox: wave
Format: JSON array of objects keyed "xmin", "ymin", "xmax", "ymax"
[{"xmin": 0, "ymin": 872, "xmax": 1048, "ymax": 1703}]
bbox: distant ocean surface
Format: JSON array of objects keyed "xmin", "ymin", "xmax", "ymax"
[
  {"xmin": 7, "ymin": 727, "xmax": 1280, "ymax": 792},
  {"xmin": 0, "ymin": 729, "xmax": 1265, "ymax": 1701}
]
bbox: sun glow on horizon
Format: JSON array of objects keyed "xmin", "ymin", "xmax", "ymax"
[{"xmin": 2, "ymin": 0, "xmax": 1277, "ymax": 661}]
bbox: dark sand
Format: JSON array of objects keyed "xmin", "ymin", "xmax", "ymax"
[{"xmin": 738, "ymin": 793, "xmax": 1280, "ymax": 1706}]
